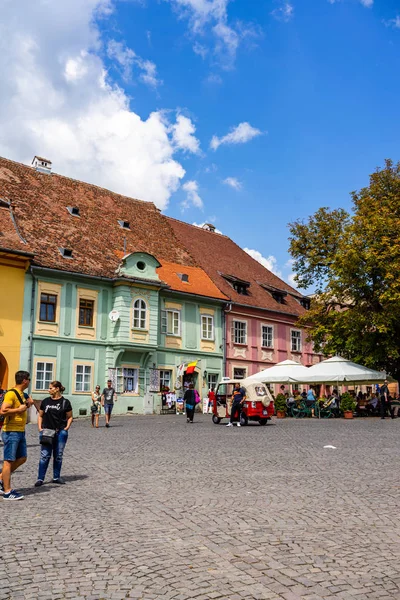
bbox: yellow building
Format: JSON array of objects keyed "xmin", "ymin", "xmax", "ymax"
[
  {"xmin": 0, "ymin": 250, "xmax": 32, "ymax": 388},
  {"xmin": 0, "ymin": 196, "xmax": 33, "ymax": 389}
]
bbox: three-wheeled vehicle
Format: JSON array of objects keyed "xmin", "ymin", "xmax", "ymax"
[{"xmin": 212, "ymin": 378, "xmax": 274, "ymax": 426}]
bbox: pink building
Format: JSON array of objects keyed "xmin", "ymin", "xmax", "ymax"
[{"xmin": 169, "ymin": 219, "xmax": 322, "ymax": 386}]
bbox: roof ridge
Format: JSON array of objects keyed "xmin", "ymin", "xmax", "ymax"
[
  {"xmin": 0, "ymin": 155, "xmax": 156, "ymax": 209},
  {"xmin": 165, "ymin": 215, "xmax": 230, "ymax": 238}
]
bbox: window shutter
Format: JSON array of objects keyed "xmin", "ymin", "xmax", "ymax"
[
  {"xmin": 231, "ymin": 321, "xmax": 236, "ymax": 343},
  {"xmin": 161, "ymin": 310, "xmax": 167, "ymax": 334}
]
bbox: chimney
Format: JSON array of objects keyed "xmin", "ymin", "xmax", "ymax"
[
  {"xmin": 32, "ymin": 155, "xmax": 52, "ymax": 174},
  {"xmin": 202, "ymin": 223, "xmax": 216, "ymax": 232}
]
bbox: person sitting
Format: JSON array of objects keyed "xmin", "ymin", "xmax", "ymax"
[{"xmin": 366, "ymin": 393, "xmax": 379, "ymax": 416}]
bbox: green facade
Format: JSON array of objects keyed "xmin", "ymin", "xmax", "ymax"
[{"xmin": 20, "ymin": 252, "xmax": 224, "ymax": 418}]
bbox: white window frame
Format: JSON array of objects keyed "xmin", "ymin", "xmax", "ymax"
[
  {"xmin": 201, "ymin": 314, "xmax": 214, "ymax": 341},
  {"xmin": 161, "ymin": 309, "xmax": 181, "ymax": 336},
  {"xmin": 34, "ymin": 359, "xmax": 55, "ymax": 391},
  {"xmin": 132, "ymin": 298, "xmax": 147, "ymax": 330},
  {"xmin": 159, "ymin": 369, "xmax": 172, "ymax": 391},
  {"xmin": 233, "ymin": 367, "xmax": 247, "ymax": 380},
  {"xmin": 74, "ymin": 363, "xmax": 93, "ymax": 393},
  {"xmin": 261, "ymin": 324, "xmax": 274, "ymax": 349},
  {"xmin": 291, "ymin": 329, "xmax": 302, "ymax": 352},
  {"xmin": 233, "ymin": 320, "xmax": 247, "ymax": 345},
  {"xmin": 121, "ymin": 367, "xmax": 139, "ymax": 394},
  {"xmin": 207, "ymin": 373, "xmax": 219, "ymax": 390}
]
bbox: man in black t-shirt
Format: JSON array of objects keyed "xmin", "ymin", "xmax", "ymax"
[
  {"xmin": 101, "ymin": 380, "xmax": 117, "ymax": 427},
  {"xmin": 226, "ymin": 383, "xmax": 246, "ymax": 427}
]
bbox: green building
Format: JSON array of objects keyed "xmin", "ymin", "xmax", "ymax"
[{"xmin": 0, "ymin": 155, "xmax": 227, "ymax": 417}]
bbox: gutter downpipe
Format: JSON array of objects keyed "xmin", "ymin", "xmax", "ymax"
[
  {"xmin": 223, "ymin": 303, "xmax": 232, "ymax": 378},
  {"xmin": 28, "ymin": 266, "xmax": 36, "ymax": 380},
  {"xmin": 27, "ymin": 266, "xmax": 36, "ymax": 423}
]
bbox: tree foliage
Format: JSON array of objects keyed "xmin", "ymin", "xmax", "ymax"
[{"xmin": 289, "ymin": 159, "xmax": 400, "ymax": 380}]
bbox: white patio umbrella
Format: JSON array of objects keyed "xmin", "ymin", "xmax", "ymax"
[
  {"xmin": 294, "ymin": 355, "xmax": 389, "ymax": 385},
  {"xmin": 244, "ymin": 359, "xmax": 311, "ymax": 384}
]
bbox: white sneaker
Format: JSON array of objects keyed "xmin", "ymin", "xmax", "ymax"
[
  {"xmin": 237, "ymin": 423, "xmax": 241, "ymax": 427},
  {"xmin": 226, "ymin": 422, "xmax": 233, "ymax": 427}
]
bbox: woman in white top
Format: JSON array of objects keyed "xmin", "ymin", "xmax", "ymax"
[{"xmin": 91, "ymin": 386, "xmax": 102, "ymax": 428}]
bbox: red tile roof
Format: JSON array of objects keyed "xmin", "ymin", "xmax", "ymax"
[
  {"xmin": 0, "ymin": 156, "xmax": 308, "ymax": 313},
  {"xmin": 0, "ymin": 203, "xmax": 29, "ymax": 254},
  {"xmin": 0, "ymin": 156, "xmax": 195, "ymax": 279},
  {"xmin": 167, "ymin": 218, "xmax": 307, "ymax": 317},
  {"xmin": 157, "ymin": 262, "xmax": 228, "ymax": 300}
]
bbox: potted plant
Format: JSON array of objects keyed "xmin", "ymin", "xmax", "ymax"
[
  {"xmin": 340, "ymin": 392, "xmax": 356, "ymax": 419},
  {"xmin": 274, "ymin": 393, "xmax": 287, "ymax": 418}
]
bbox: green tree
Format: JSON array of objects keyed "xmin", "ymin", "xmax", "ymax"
[{"xmin": 289, "ymin": 159, "xmax": 400, "ymax": 381}]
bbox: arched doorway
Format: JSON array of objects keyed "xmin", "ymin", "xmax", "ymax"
[{"xmin": 0, "ymin": 352, "xmax": 9, "ymax": 389}]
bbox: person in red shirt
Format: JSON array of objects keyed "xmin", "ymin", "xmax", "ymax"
[{"xmin": 207, "ymin": 387, "xmax": 216, "ymax": 414}]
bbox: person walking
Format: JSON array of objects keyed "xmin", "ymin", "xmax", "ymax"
[
  {"xmin": 380, "ymin": 380, "xmax": 393, "ymax": 419},
  {"xmin": 306, "ymin": 387, "xmax": 317, "ymax": 418},
  {"xmin": 35, "ymin": 381, "xmax": 73, "ymax": 487},
  {"xmin": 101, "ymin": 380, "xmax": 117, "ymax": 428},
  {"xmin": 207, "ymin": 386, "xmax": 216, "ymax": 414},
  {"xmin": 184, "ymin": 383, "xmax": 196, "ymax": 423},
  {"xmin": 0, "ymin": 371, "xmax": 33, "ymax": 500},
  {"xmin": 226, "ymin": 382, "xmax": 246, "ymax": 427},
  {"xmin": 91, "ymin": 385, "xmax": 102, "ymax": 428}
]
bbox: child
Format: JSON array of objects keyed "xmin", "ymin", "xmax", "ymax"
[{"xmin": 91, "ymin": 386, "xmax": 102, "ymax": 428}]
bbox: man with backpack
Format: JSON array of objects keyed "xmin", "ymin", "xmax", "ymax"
[{"xmin": 0, "ymin": 371, "xmax": 33, "ymax": 500}]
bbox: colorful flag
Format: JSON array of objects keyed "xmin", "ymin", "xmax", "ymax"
[{"xmin": 185, "ymin": 361, "xmax": 197, "ymax": 374}]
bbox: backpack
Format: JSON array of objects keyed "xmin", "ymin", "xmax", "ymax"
[
  {"xmin": 0, "ymin": 388, "xmax": 25, "ymax": 425},
  {"xmin": 0, "ymin": 389, "xmax": 6, "ymax": 423}
]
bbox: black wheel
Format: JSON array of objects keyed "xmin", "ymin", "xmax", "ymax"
[
  {"xmin": 239, "ymin": 413, "xmax": 248, "ymax": 426},
  {"xmin": 259, "ymin": 419, "xmax": 268, "ymax": 426},
  {"xmin": 212, "ymin": 415, "xmax": 221, "ymax": 424}
]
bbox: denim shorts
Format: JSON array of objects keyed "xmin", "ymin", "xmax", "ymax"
[
  {"xmin": 2, "ymin": 430, "xmax": 27, "ymax": 462},
  {"xmin": 104, "ymin": 403, "xmax": 114, "ymax": 416}
]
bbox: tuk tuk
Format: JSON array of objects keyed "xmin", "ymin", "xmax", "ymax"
[{"xmin": 212, "ymin": 378, "xmax": 274, "ymax": 426}]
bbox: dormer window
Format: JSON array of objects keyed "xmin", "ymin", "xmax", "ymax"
[
  {"xmin": 118, "ymin": 220, "xmax": 130, "ymax": 230},
  {"xmin": 300, "ymin": 298, "xmax": 311, "ymax": 310},
  {"xmin": 221, "ymin": 274, "xmax": 250, "ymax": 296},
  {"xmin": 259, "ymin": 283, "xmax": 287, "ymax": 304},
  {"xmin": 67, "ymin": 206, "xmax": 80, "ymax": 217},
  {"xmin": 59, "ymin": 248, "xmax": 73, "ymax": 258},
  {"xmin": 178, "ymin": 273, "xmax": 189, "ymax": 283},
  {"xmin": 272, "ymin": 291, "xmax": 285, "ymax": 304},
  {"xmin": 233, "ymin": 282, "xmax": 248, "ymax": 295}
]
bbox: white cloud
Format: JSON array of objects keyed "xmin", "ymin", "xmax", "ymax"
[
  {"xmin": 329, "ymin": 0, "xmax": 373, "ymax": 6},
  {"xmin": 287, "ymin": 273, "xmax": 298, "ymax": 288},
  {"xmin": 210, "ymin": 122, "xmax": 263, "ymax": 150},
  {"xmin": 384, "ymin": 15, "xmax": 400, "ymax": 28},
  {"xmin": 205, "ymin": 73, "xmax": 223, "ymax": 84},
  {"xmin": 244, "ymin": 248, "xmax": 282, "ymax": 278},
  {"xmin": 223, "ymin": 176, "xmax": 242, "ymax": 190},
  {"xmin": 171, "ymin": 115, "xmax": 201, "ymax": 154},
  {"xmin": 271, "ymin": 2, "xmax": 294, "ymax": 22},
  {"xmin": 166, "ymin": 0, "xmax": 260, "ymax": 69},
  {"xmin": 193, "ymin": 41, "xmax": 208, "ymax": 58},
  {"xmin": 0, "ymin": 0, "xmax": 201, "ymax": 210},
  {"xmin": 182, "ymin": 180, "xmax": 203, "ymax": 210},
  {"xmin": 107, "ymin": 39, "xmax": 162, "ymax": 87}
]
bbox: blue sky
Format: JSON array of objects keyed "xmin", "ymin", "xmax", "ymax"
[{"xmin": 1, "ymin": 0, "xmax": 399, "ymax": 285}]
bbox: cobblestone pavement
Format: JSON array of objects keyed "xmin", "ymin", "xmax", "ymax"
[{"xmin": 2, "ymin": 415, "xmax": 400, "ymax": 600}]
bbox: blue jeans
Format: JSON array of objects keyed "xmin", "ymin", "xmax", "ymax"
[
  {"xmin": 2, "ymin": 431, "xmax": 27, "ymax": 461},
  {"xmin": 38, "ymin": 429, "xmax": 68, "ymax": 481}
]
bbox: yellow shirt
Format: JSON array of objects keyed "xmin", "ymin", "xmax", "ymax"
[{"xmin": 2, "ymin": 390, "xmax": 27, "ymax": 432}]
